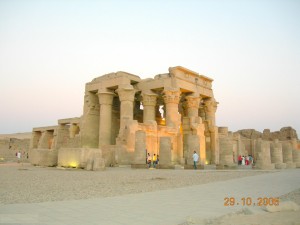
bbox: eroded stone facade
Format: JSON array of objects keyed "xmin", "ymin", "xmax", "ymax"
[{"xmin": 29, "ymin": 66, "xmax": 300, "ymax": 170}]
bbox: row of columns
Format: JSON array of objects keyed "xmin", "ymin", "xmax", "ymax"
[
  {"xmin": 97, "ymin": 85, "xmax": 136, "ymax": 147},
  {"xmin": 96, "ymin": 86, "xmax": 218, "ymax": 164}
]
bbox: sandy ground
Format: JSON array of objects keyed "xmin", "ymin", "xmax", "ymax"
[
  {"xmin": 0, "ymin": 163, "xmax": 272, "ymax": 205},
  {"xmin": 181, "ymin": 176, "xmax": 300, "ymax": 225},
  {"xmin": 0, "ymin": 163, "xmax": 299, "ymax": 225}
]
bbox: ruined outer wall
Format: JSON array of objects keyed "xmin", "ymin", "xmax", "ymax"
[{"xmin": 0, "ymin": 134, "xmax": 30, "ymax": 162}]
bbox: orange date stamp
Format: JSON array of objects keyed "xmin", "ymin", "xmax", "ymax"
[{"xmin": 224, "ymin": 197, "xmax": 280, "ymax": 206}]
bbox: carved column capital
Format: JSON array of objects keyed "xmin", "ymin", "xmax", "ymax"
[
  {"xmin": 163, "ymin": 88, "xmax": 181, "ymax": 104},
  {"xmin": 116, "ymin": 85, "xmax": 136, "ymax": 102},
  {"xmin": 142, "ymin": 91, "xmax": 157, "ymax": 106},
  {"xmin": 185, "ymin": 95, "xmax": 201, "ymax": 109},
  {"xmin": 204, "ymin": 98, "xmax": 218, "ymax": 113},
  {"xmin": 97, "ymin": 92, "xmax": 115, "ymax": 105}
]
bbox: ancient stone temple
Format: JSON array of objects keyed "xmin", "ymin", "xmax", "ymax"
[
  {"xmin": 30, "ymin": 66, "xmax": 219, "ymax": 169},
  {"xmin": 29, "ymin": 66, "xmax": 300, "ymax": 170}
]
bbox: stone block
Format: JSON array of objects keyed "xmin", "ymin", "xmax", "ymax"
[
  {"xmin": 30, "ymin": 149, "xmax": 58, "ymax": 167},
  {"xmin": 133, "ymin": 130, "xmax": 146, "ymax": 165},
  {"xmin": 86, "ymin": 158, "xmax": 93, "ymax": 171},
  {"xmin": 159, "ymin": 137, "xmax": 172, "ymax": 166},
  {"xmin": 93, "ymin": 157, "xmax": 105, "ymax": 171},
  {"xmin": 285, "ymin": 162, "xmax": 296, "ymax": 169},
  {"xmin": 274, "ymin": 163, "xmax": 286, "ymax": 169}
]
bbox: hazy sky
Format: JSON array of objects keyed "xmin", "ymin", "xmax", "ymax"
[{"xmin": 0, "ymin": 0, "xmax": 299, "ymax": 135}]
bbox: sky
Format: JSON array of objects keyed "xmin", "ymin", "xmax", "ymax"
[{"xmin": 0, "ymin": 0, "xmax": 299, "ymax": 136}]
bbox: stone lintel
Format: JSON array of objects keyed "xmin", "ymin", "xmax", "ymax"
[
  {"xmin": 33, "ymin": 126, "xmax": 58, "ymax": 132},
  {"xmin": 58, "ymin": 117, "xmax": 80, "ymax": 125}
]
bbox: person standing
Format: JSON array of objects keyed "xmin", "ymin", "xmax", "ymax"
[
  {"xmin": 152, "ymin": 154, "xmax": 157, "ymax": 168},
  {"xmin": 147, "ymin": 153, "xmax": 152, "ymax": 168},
  {"xmin": 238, "ymin": 155, "xmax": 242, "ymax": 165},
  {"xmin": 17, "ymin": 151, "xmax": 21, "ymax": 163},
  {"xmin": 192, "ymin": 151, "xmax": 199, "ymax": 170}
]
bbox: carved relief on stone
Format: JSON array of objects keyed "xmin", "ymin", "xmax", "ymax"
[
  {"xmin": 185, "ymin": 96, "xmax": 201, "ymax": 109},
  {"xmin": 163, "ymin": 89, "xmax": 181, "ymax": 104},
  {"xmin": 204, "ymin": 98, "xmax": 218, "ymax": 113},
  {"xmin": 84, "ymin": 92, "xmax": 99, "ymax": 111}
]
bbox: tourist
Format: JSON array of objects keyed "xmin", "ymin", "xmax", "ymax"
[
  {"xmin": 241, "ymin": 156, "xmax": 245, "ymax": 165},
  {"xmin": 192, "ymin": 151, "xmax": 199, "ymax": 170},
  {"xmin": 238, "ymin": 155, "xmax": 242, "ymax": 165},
  {"xmin": 245, "ymin": 155, "xmax": 249, "ymax": 165},
  {"xmin": 17, "ymin": 151, "xmax": 21, "ymax": 163},
  {"xmin": 147, "ymin": 153, "xmax": 152, "ymax": 168},
  {"xmin": 152, "ymin": 154, "xmax": 157, "ymax": 168},
  {"xmin": 249, "ymin": 155, "xmax": 253, "ymax": 164}
]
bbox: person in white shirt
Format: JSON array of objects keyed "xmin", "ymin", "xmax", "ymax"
[
  {"xmin": 17, "ymin": 151, "xmax": 21, "ymax": 163},
  {"xmin": 192, "ymin": 151, "xmax": 199, "ymax": 170}
]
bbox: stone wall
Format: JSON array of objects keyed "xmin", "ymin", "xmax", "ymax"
[
  {"xmin": 0, "ymin": 136, "xmax": 30, "ymax": 162},
  {"xmin": 29, "ymin": 149, "xmax": 58, "ymax": 166}
]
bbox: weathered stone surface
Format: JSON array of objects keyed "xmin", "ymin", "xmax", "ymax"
[
  {"xmin": 25, "ymin": 65, "xmax": 299, "ymax": 170},
  {"xmin": 270, "ymin": 139, "xmax": 286, "ymax": 169},
  {"xmin": 254, "ymin": 139, "xmax": 275, "ymax": 170},
  {"xmin": 132, "ymin": 130, "xmax": 146, "ymax": 165},
  {"xmin": 219, "ymin": 137, "xmax": 234, "ymax": 166},
  {"xmin": 30, "ymin": 149, "xmax": 58, "ymax": 167},
  {"xmin": 159, "ymin": 137, "xmax": 172, "ymax": 167},
  {"xmin": 236, "ymin": 129, "xmax": 262, "ymax": 139},
  {"xmin": 282, "ymin": 142, "xmax": 296, "ymax": 168}
]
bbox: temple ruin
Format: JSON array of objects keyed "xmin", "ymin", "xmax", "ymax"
[{"xmin": 29, "ymin": 66, "xmax": 300, "ymax": 170}]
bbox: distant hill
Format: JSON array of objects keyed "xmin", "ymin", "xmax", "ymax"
[{"xmin": 0, "ymin": 132, "xmax": 32, "ymax": 140}]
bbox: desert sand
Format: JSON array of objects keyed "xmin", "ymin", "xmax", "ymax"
[{"xmin": 0, "ymin": 163, "xmax": 299, "ymax": 225}]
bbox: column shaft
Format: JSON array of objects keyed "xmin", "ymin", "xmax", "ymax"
[
  {"xmin": 142, "ymin": 92, "xmax": 157, "ymax": 123},
  {"xmin": 117, "ymin": 85, "xmax": 136, "ymax": 129},
  {"xmin": 163, "ymin": 89, "xmax": 181, "ymax": 128},
  {"xmin": 98, "ymin": 92, "xmax": 114, "ymax": 147}
]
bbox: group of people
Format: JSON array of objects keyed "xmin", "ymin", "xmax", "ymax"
[
  {"xmin": 147, "ymin": 153, "xmax": 159, "ymax": 168},
  {"xmin": 238, "ymin": 155, "xmax": 253, "ymax": 165},
  {"xmin": 146, "ymin": 151, "xmax": 200, "ymax": 169},
  {"xmin": 15, "ymin": 151, "xmax": 29, "ymax": 163}
]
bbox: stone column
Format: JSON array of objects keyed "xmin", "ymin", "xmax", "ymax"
[
  {"xmin": 204, "ymin": 98, "xmax": 219, "ymax": 164},
  {"xmin": 38, "ymin": 130, "xmax": 54, "ymax": 149},
  {"xmin": 255, "ymin": 138, "xmax": 275, "ymax": 169},
  {"xmin": 184, "ymin": 95, "xmax": 206, "ymax": 165},
  {"xmin": 69, "ymin": 124, "xmax": 79, "ymax": 138},
  {"xmin": 270, "ymin": 139, "xmax": 286, "ymax": 169},
  {"xmin": 163, "ymin": 88, "xmax": 181, "ymax": 128},
  {"xmin": 282, "ymin": 142, "xmax": 296, "ymax": 168},
  {"xmin": 204, "ymin": 98, "xmax": 217, "ymax": 126},
  {"xmin": 116, "ymin": 84, "xmax": 136, "ymax": 129},
  {"xmin": 186, "ymin": 96, "xmax": 200, "ymax": 117},
  {"xmin": 97, "ymin": 91, "xmax": 115, "ymax": 147},
  {"xmin": 81, "ymin": 91, "xmax": 99, "ymax": 148},
  {"xmin": 142, "ymin": 91, "xmax": 157, "ymax": 123},
  {"xmin": 31, "ymin": 131, "xmax": 41, "ymax": 149}
]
